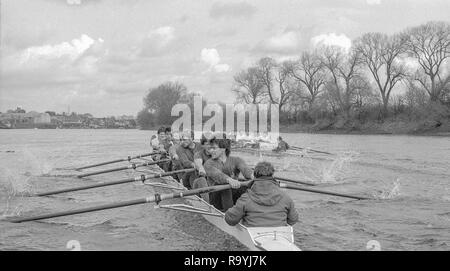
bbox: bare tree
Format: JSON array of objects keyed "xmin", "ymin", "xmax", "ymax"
[
  {"xmin": 256, "ymin": 57, "xmax": 277, "ymax": 104},
  {"xmin": 321, "ymin": 46, "xmax": 364, "ymax": 118},
  {"xmin": 404, "ymin": 21, "xmax": 450, "ymax": 102},
  {"xmin": 353, "ymin": 77, "xmax": 375, "ymax": 109},
  {"xmin": 355, "ymin": 33, "xmax": 407, "ymax": 116},
  {"xmin": 287, "ymin": 51, "xmax": 326, "ymax": 109},
  {"xmin": 232, "ymin": 67, "xmax": 266, "ymax": 104},
  {"xmin": 275, "ymin": 61, "xmax": 296, "ymax": 112}
]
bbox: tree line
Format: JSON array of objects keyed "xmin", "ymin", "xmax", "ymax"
[{"xmin": 137, "ymin": 21, "xmax": 450, "ymax": 132}]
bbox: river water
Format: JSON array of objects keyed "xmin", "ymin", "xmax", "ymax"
[{"xmin": 0, "ymin": 129, "xmax": 449, "ymax": 251}]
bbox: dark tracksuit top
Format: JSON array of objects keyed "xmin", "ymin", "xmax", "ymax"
[{"xmin": 224, "ymin": 178, "xmax": 299, "ymax": 227}]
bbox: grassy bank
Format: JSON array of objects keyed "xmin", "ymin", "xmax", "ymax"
[{"xmin": 280, "ymin": 119, "xmax": 450, "ymax": 136}]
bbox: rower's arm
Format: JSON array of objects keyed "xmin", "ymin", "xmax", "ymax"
[
  {"xmin": 235, "ymin": 157, "xmax": 253, "ymax": 180},
  {"xmin": 194, "ymin": 158, "xmax": 206, "ymax": 174},
  {"xmin": 177, "ymin": 149, "xmax": 195, "ymax": 169},
  {"xmin": 224, "ymin": 194, "xmax": 247, "ymax": 226},
  {"xmin": 168, "ymin": 145, "xmax": 178, "ymax": 160},
  {"xmin": 204, "ymin": 161, "xmax": 230, "ymax": 185},
  {"xmin": 287, "ymin": 199, "xmax": 299, "ymax": 226}
]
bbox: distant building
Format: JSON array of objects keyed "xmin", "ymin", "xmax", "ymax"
[
  {"xmin": 0, "ymin": 112, "xmax": 52, "ymax": 128},
  {"xmin": 117, "ymin": 115, "xmax": 135, "ymax": 121}
]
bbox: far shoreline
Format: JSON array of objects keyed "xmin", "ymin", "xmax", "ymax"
[
  {"xmin": 1, "ymin": 126, "xmax": 449, "ymax": 137},
  {"xmin": 278, "ymin": 123, "xmax": 450, "ymax": 137}
]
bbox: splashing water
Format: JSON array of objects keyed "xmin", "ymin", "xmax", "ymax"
[
  {"xmin": 0, "ymin": 168, "xmax": 32, "ymax": 217},
  {"xmin": 21, "ymin": 147, "xmax": 74, "ymax": 175},
  {"xmin": 320, "ymin": 151, "xmax": 358, "ymax": 184},
  {"xmin": 373, "ymin": 179, "xmax": 401, "ymax": 200},
  {"xmin": 289, "ymin": 151, "xmax": 359, "ymax": 184},
  {"xmin": 280, "ymin": 158, "xmax": 292, "ymax": 171}
]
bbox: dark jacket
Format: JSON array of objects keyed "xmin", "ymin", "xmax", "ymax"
[
  {"xmin": 224, "ymin": 178, "xmax": 299, "ymax": 227},
  {"xmin": 273, "ymin": 141, "xmax": 289, "ymax": 152}
]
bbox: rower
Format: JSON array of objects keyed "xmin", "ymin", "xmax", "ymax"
[
  {"xmin": 167, "ymin": 132, "xmax": 180, "ymax": 176},
  {"xmin": 273, "ymin": 136, "xmax": 290, "ymax": 152},
  {"xmin": 224, "ymin": 161, "xmax": 299, "ymax": 227},
  {"xmin": 189, "ymin": 132, "xmax": 216, "ymax": 202},
  {"xmin": 168, "ymin": 132, "xmax": 180, "ymax": 160},
  {"xmin": 150, "ymin": 126, "xmax": 173, "ymax": 171},
  {"xmin": 204, "ymin": 137, "xmax": 253, "ymax": 212},
  {"xmin": 150, "ymin": 126, "xmax": 168, "ymax": 153},
  {"xmin": 175, "ymin": 130, "xmax": 203, "ymax": 189},
  {"xmin": 194, "ymin": 132, "xmax": 214, "ymax": 176},
  {"xmin": 165, "ymin": 126, "xmax": 173, "ymax": 142}
]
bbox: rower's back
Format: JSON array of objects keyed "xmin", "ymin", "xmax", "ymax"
[{"xmin": 224, "ymin": 161, "xmax": 299, "ymax": 227}]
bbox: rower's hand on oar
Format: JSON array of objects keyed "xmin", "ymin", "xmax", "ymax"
[
  {"xmin": 227, "ymin": 178, "xmax": 241, "ymax": 189},
  {"xmin": 198, "ymin": 168, "xmax": 206, "ymax": 177}
]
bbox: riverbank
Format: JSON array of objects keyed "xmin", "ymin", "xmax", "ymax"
[{"xmin": 280, "ymin": 119, "xmax": 450, "ymax": 136}]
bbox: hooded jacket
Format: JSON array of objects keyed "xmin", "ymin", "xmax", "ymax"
[{"xmin": 224, "ymin": 178, "xmax": 299, "ymax": 227}]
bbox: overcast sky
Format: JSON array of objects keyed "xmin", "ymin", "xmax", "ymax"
[{"xmin": 1, "ymin": 0, "xmax": 449, "ymax": 117}]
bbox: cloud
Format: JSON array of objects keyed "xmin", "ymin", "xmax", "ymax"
[
  {"xmin": 395, "ymin": 57, "xmax": 419, "ymax": 71},
  {"xmin": 253, "ymin": 31, "xmax": 304, "ymax": 55},
  {"xmin": 265, "ymin": 32, "xmax": 300, "ymax": 51},
  {"xmin": 201, "ymin": 48, "xmax": 230, "ymax": 73},
  {"xmin": 149, "ymin": 26, "xmax": 175, "ymax": 46},
  {"xmin": 207, "ymin": 27, "xmax": 237, "ymax": 37},
  {"xmin": 366, "ymin": 0, "xmax": 381, "ymax": 5},
  {"xmin": 311, "ymin": 33, "xmax": 352, "ymax": 51},
  {"xmin": 140, "ymin": 26, "xmax": 176, "ymax": 57},
  {"xmin": 19, "ymin": 34, "xmax": 102, "ymax": 63},
  {"xmin": 1, "ymin": 34, "xmax": 106, "ymax": 93},
  {"xmin": 209, "ymin": 1, "xmax": 257, "ymax": 19},
  {"xmin": 65, "ymin": 0, "xmax": 102, "ymax": 5},
  {"xmin": 67, "ymin": 0, "xmax": 81, "ymax": 5}
]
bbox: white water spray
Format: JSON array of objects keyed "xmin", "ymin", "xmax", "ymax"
[{"xmin": 373, "ymin": 179, "xmax": 401, "ymax": 200}]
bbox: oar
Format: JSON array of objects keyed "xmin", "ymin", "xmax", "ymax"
[
  {"xmin": 274, "ymin": 176, "xmax": 316, "ymax": 186},
  {"xmin": 10, "ymin": 181, "xmax": 252, "ymax": 223},
  {"xmin": 75, "ymin": 152, "xmax": 162, "ymax": 170},
  {"xmin": 278, "ymin": 182, "xmax": 371, "ymax": 200},
  {"xmin": 36, "ymin": 168, "xmax": 195, "ymax": 196},
  {"xmin": 290, "ymin": 146, "xmax": 334, "ymax": 156},
  {"xmin": 77, "ymin": 159, "xmax": 171, "ymax": 178}
]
